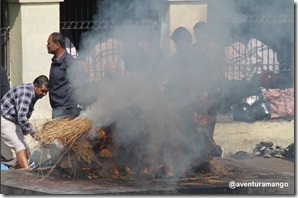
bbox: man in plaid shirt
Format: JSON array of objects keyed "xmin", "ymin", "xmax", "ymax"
[{"xmin": 1, "ymin": 75, "xmax": 50, "ymax": 169}]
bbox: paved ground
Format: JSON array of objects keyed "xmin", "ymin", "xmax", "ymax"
[
  {"xmin": 212, "ymin": 115, "xmax": 295, "ymax": 194},
  {"xmin": 1, "ymin": 156, "xmax": 294, "ymax": 195},
  {"xmin": 214, "ymin": 115, "xmax": 294, "ymax": 156},
  {"xmin": 226, "ymin": 156, "xmax": 294, "ymax": 175}
]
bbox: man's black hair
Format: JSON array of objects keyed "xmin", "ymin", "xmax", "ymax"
[
  {"xmin": 193, "ymin": 21, "xmax": 207, "ymax": 32},
  {"xmin": 33, "ymin": 75, "xmax": 50, "ymax": 88},
  {"xmin": 171, "ymin": 27, "xmax": 192, "ymax": 43}
]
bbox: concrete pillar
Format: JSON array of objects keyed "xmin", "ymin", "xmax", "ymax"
[
  {"xmin": 7, "ymin": 0, "xmax": 63, "ymax": 123},
  {"xmin": 160, "ymin": 0, "xmax": 207, "ymax": 58}
]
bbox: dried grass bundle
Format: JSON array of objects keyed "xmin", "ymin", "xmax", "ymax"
[
  {"xmin": 207, "ymin": 159, "xmax": 228, "ymax": 176},
  {"xmin": 70, "ymin": 139, "xmax": 96, "ymax": 165},
  {"xmin": 36, "ymin": 116, "xmax": 92, "ymax": 147},
  {"xmin": 35, "ymin": 116, "xmax": 99, "ymax": 173},
  {"xmin": 191, "ymin": 159, "xmax": 229, "ymax": 178}
]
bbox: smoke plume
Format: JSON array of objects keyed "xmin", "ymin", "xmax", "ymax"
[{"xmin": 68, "ymin": 0, "xmax": 293, "ymax": 177}]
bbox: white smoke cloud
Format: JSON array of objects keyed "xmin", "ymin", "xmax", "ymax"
[{"xmin": 67, "ymin": 0, "xmax": 293, "ymax": 177}]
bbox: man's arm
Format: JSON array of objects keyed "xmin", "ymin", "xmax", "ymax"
[{"xmin": 15, "ymin": 91, "xmax": 35, "ymax": 134}]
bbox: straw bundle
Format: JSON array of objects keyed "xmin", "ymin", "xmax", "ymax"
[
  {"xmin": 35, "ymin": 116, "xmax": 98, "ymax": 169},
  {"xmin": 70, "ymin": 139, "xmax": 96, "ymax": 165},
  {"xmin": 37, "ymin": 116, "xmax": 92, "ymax": 147},
  {"xmin": 206, "ymin": 159, "xmax": 228, "ymax": 176}
]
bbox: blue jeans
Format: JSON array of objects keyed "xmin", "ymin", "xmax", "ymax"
[{"xmin": 52, "ymin": 106, "xmax": 81, "ymax": 119}]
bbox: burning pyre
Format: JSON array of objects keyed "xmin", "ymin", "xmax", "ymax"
[{"xmin": 33, "ymin": 113, "xmax": 224, "ymax": 180}]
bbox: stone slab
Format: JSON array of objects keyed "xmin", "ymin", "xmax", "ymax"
[{"xmin": 1, "ymin": 158, "xmax": 294, "ymax": 195}]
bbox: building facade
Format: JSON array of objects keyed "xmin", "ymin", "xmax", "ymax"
[{"xmin": 0, "ymin": 0, "xmax": 294, "ymax": 123}]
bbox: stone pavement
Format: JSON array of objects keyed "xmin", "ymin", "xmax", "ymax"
[{"xmin": 1, "ymin": 157, "xmax": 295, "ymax": 195}]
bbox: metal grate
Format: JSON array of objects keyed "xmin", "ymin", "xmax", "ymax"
[
  {"xmin": 1, "ymin": 0, "xmax": 10, "ymax": 70},
  {"xmin": 60, "ymin": 0, "xmax": 159, "ymax": 82}
]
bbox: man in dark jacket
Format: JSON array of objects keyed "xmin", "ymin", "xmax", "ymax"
[{"xmin": 47, "ymin": 32, "xmax": 81, "ymax": 119}]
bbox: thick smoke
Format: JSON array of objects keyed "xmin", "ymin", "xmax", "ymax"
[
  {"xmin": 68, "ymin": 0, "xmax": 293, "ymax": 177},
  {"xmin": 71, "ymin": 26, "xmax": 207, "ymax": 176}
]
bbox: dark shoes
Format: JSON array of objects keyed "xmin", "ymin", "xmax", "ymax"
[
  {"xmin": 261, "ymin": 146, "xmax": 284, "ymax": 158},
  {"xmin": 254, "ymin": 141, "xmax": 274, "ymax": 157},
  {"xmin": 232, "ymin": 151, "xmax": 254, "ymax": 159},
  {"xmin": 263, "ymin": 147, "xmax": 274, "ymax": 158},
  {"xmin": 254, "ymin": 141, "xmax": 288, "ymax": 159},
  {"xmin": 284, "ymin": 143, "xmax": 295, "ymax": 158},
  {"xmin": 258, "ymin": 141, "xmax": 273, "ymax": 152},
  {"xmin": 234, "ymin": 142, "xmax": 294, "ymax": 160},
  {"xmin": 273, "ymin": 145, "xmax": 285, "ymax": 158}
]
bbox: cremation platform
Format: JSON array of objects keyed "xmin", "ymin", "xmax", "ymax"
[{"xmin": 1, "ymin": 158, "xmax": 294, "ymax": 195}]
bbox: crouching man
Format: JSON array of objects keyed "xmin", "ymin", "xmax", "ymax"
[{"xmin": 1, "ymin": 75, "xmax": 50, "ymax": 169}]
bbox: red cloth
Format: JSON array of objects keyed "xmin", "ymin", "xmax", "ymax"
[{"xmin": 263, "ymin": 88, "xmax": 294, "ymax": 118}]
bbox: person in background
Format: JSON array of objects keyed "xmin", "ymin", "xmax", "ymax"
[
  {"xmin": 192, "ymin": 21, "xmax": 225, "ymax": 80},
  {"xmin": 162, "ymin": 26, "xmax": 194, "ymax": 104},
  {"xmin": 1, "ymin": 75, "xmax": 50, "ymax": 169},
  {"xmin": 47, "ymin": 32, "xmax": 81, "ymax": 119},
  {"xmin": 191, "ymin": 21, "xmax": 223, "ymax": 137},
  {"xmin": 170, "ymin": 26, "xmax": 193, "ymax": 63},
  {"xmin": 191, "ymin": 21, "xmax": 223, "ymax": 158},
  {"xmin": 124, "ymin": 26, "xmax": 164, "ymax": 77},
  {"xmin": 160, "ymin": 26, "xmax": 205, "ymax": 177},
  {"xmin": 1, "ymin": 65, "xmax": 10, "ymax": 99}
]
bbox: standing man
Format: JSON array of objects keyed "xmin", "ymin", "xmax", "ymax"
[
  {"xmin": 47, "ymin": 32, "xmax": 81, "ymax": 119},
  {"xmin": 192, "ymin": 21, "xmax": 223, "ymax": 156},
  {"xmin": 164, "ymin": 26, "xmax": 194, "ymax": 106},
  {"xmin": 1, "ymin": 75, "xmax": 50, "ymax": 169},
  {"xmin": 192, "ymin": 21, "xmax": 225, "ymax": 80}
]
